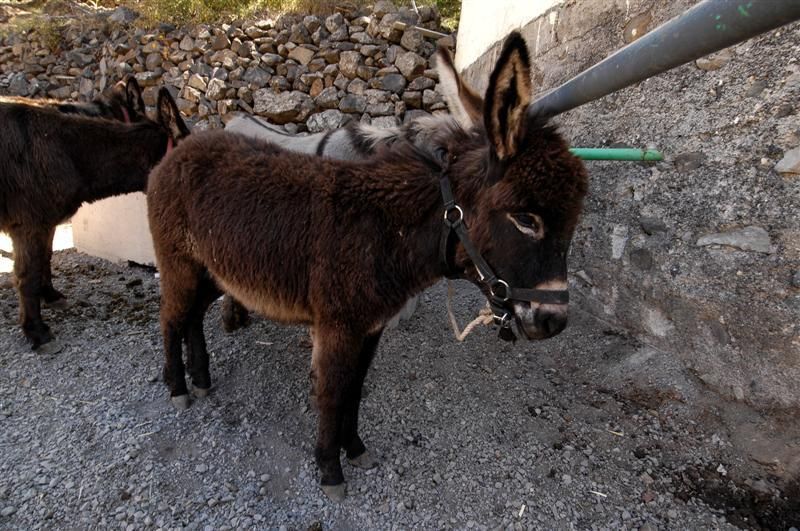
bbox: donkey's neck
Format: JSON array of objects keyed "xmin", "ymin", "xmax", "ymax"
[
  {"xmin": 358, "ymin": 161, "xmax": 465, "ymax": 312},
  {"xmin": 79, "ymin": 123, "xmax": 167, "ymax": 202}
]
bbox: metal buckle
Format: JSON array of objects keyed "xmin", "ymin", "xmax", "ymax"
[
  {"xmin": 489, "ymin": 279, "xmax": 510, "ymax": 302},
  {"xmin": 443, "ymin": 205, "xmax": 463, "ymax": 227},
  {"xmin": 493, "ymin": 312, "xmax": 512, "ymax": 328}
]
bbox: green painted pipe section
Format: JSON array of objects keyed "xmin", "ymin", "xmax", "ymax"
[{"xmin": 569, "ymin": 148, "xmax": 664, "ymax": 161}]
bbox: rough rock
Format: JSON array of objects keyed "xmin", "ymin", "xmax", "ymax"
[
  {"xmin": 307, "ymin": 109, "xmax": 349, "ymax": 132},
  {"xmin": 696, "ymin": 226, "xmax": 773, "ymax": 253},
  {"xmin": 775, "ymin": 146, "xmax": 800, "ymax": 176},
  {"xmin": 253, "ymin": 89, "xmax": 313, "ymax": 124},
  {"xmin": 395, "ymin": 51, "xmax": 426, "ymax": 79}
]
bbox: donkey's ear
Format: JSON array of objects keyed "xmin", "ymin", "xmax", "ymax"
[
  {"xmin": 484, "ymin": 32, "xmax": 533, "ymax": 160},
  {"xmin": 125, "ymin": 76, "xmax": 146, "ymax": 118},
  {"xmin": 157, "ymin": 87, "xmax": 191, "ymax": 140},
  {"xmin": 436, "ymin": 46, "xmax": 483, "ymax": 129}
]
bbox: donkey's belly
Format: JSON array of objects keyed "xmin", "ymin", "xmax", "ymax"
[{"xmin": 216, "ymin": 277, "xmax": 312, "ymax": 325}]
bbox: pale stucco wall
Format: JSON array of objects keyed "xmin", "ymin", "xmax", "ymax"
[{"xmin": 454, "ymin": 0, "xmax": 563, "ymax": 71}]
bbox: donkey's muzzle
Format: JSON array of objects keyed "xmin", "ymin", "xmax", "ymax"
[{"xmin": 514, "ymin": 302, "xmax": 568, "ymax": 340}]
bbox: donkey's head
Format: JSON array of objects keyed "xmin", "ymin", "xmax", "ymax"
[
  {"xmin": 437, "ymin": 33, "xmax": 588, "ymax": 340},
  {"xmin": 107, "ymin": 77, "xmax": 148, "ymax": 123}
]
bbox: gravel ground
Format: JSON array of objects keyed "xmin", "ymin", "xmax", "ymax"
[{"xmin": 0, "ymin": 250, "xmax": 798, "ymax": 530}]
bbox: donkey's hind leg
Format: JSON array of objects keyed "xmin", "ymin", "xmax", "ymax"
[
  {"xmin": 311, "ymin": 324, "xmax": 365, "ymax": 501},
  {"xmin": 184, "ymin": 273, "xmax": 222, "ymax": 397},
  {"xmin": 41, "ymin": 225, "xmax": 67, "ymax": 307},
  {"xmin": 159, "ymin": 258, "xmax": 204, "ymax": 409},
  {"xmin": 11, "ymin": 228, "xmax": 54, "ymax": 349},
  {"xmin": 221, "ymin": 294, "xmax": 250, "ymax": 332},
  {"xmin": 342, "ymin": 329, "xmax": 383, "ymax": 470}
]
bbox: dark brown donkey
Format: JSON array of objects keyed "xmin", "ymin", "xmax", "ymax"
[
  {"xmin": 0, "ymin": 87, "xmax": 190, "ymax": 349},
  {"xmin": 1, "ymin": 77, "xmax": 150, "ymax": 312},
  {"xmin": 147, "ymin": 32, "xmax": 588, "ymax": 501}
]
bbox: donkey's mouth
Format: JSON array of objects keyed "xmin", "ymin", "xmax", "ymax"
[{"xmin": 513, "ymin": 303, "xmax": 568, "ymax": 340}]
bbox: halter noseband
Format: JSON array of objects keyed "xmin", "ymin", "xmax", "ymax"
[{"xmin": 437, "ymin": 156, "xmax": 569, "ymax": 341}]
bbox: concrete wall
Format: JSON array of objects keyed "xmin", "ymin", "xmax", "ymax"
[
  {"xmin": 459, "ymin": 0, "xmax": 800, "ymax": 411},
  {"xmin": 454, "ymin": 0, "xmax": 562, "ymax": 71}
]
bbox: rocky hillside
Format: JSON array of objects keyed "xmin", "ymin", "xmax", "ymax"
[{"xmin": 0, "ymin": 1, "xmax": 455, "ymax": 132}]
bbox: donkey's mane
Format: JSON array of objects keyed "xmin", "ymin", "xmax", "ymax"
[{"xmin": 2, "ymin": 100, "xmax": 156, "ymax": 135}]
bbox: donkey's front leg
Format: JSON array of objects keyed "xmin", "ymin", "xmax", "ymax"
[
  {"xmin": 312, "ymin": 325, "xmax": 363, "ymax": 501},
  {"xmin": 341, "ymin": 329, "xmax": 383, "ymax": 470},
  {"xmin": 11, "ymin": 228, "xmax": 54, "ymax": 348}
]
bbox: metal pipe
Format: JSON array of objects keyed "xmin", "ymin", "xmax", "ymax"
[
  {"xmin": 569, "ymin": 148, "xmax": 664, "ymax": 161},
  {"xmin": 528, "ymin": 0, "xmax": 800, "ymax": 117}
]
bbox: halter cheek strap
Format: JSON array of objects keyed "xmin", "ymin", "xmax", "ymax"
[{"xmin": 437, "ymin": 157, "xmax": 569, "ymax": 341}]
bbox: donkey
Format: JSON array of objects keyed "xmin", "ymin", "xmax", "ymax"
[
  {"xmin": 146, "ymin": 32, "xmax": 588, "ymax": 500},
  {"xmin": 0, "ymin": 77, "xmax": 149, "ymax": 311},
  {"xmin": 219, "ymin": 113, "xmax": 449, "ymax": 332},
  {"xmin": 0, "ymin": 87, "xmax": 190, "ymax": 349}
]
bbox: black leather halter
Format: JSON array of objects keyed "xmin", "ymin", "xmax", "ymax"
[{"xmin": 437, "ymin": 160, "xmax": 569, "ymax": 341}]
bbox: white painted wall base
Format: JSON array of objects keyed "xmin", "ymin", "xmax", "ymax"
[{"xmin": 72, "ymin": 193, "xmax": 156, "ymax": 266}]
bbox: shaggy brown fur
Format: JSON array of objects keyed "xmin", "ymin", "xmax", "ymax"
[
  {"xmin": 0, "ymin": 87, "xmax": 189, "ymax": 348},
  {"xmin": 146, "ymin": 32, "xmax": 588, "ymax": 499},
  {"xmin": 0, "ymin": 77, "xmax": 149, "ymax": 316}
]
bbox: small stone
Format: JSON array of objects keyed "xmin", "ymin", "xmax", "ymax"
[
  {"xmin": 195, "ymin": 464, "xmax": 208, "ymax": 473},
  {"xmin": 629, "ymin": 248, "xmax": 654, "ymax": 271},
  {"xmin": 395, "ymin": 51, "xmax": 426, "ymax": 79},
  {"xmin": 696, "ymin": 226, "xmax": 773, "ymax": 253},
  {"xmin": 179, "ymin": 35, "xmax": 195, "ymax": 51},
  {"xmin": 339, "ymin": 94, "xmax": 367, "ymax": 113},
  {"xmin": 400, "ymin": 28, "xmax": 423, "ymax": 52},
  {"xmin": 673, "ymin": 151, "xmax": 706, "ymax": 172},
  {"xmin": 640, "ymin": 216, "xmax": 667, "ymax": 235},
  {"xmin": 561, "ymin": 474, "xmax": 572, "ymax": 485},
  {"xmin": 623, "ymin": 12, "xmax": 652, "ymax": 43},
  {"xmin": 187, "ymin": 74, "xmax": 208, "ymax": 91},
  {"xmin": 307, "ymin": 109, "xmax": 349, "ymax": 132},
  {"xmin": 775, "ymin": 146, "xmax": 800, "ymax": 176},
  {"xmin": 253, "ymin": 89, "xmax": 313, "ymax": 123},
  {"xmin": 1, "ymin": 506, "xmax": 16, "ymax": 517},
  {"xmin": 745, "ymin": 79, "xmax": 767, "ymax": 97},
  {"xmin": 696, "ymin": 49, "xmax": 732, "ymax": 71},
  {"xmin": 339, "ymin": 50, "xmax": 361, "ymax": 78},
  {"xmin": 212, "ymin": 33, "xmax": 231, "ymax": 51},
  {"xmin": 791, "ymin": 271, "xmax": 800, "ymax": 288},
  {"xmin": 206, "ymin": 78, "xmax": 227, "ymax": 100},
  {"xmin": 315, "ymin": 86, "xmax": 339, "ymax": 109},
  {"xmin": 373, "ymin": 73, "xmax": 406, "ymax": 93},
  {"xmin": 371, "ymin": 116, "xmax": 399, "ymax": 128},
  {"xmin": 288, "ymin": 46, "xmax": 315, "ymax": 66},
  {"xmin": 373, "ymin": 0, "xmax": 398, "ymax": 19},
  {"xmin": 775, "ymin": 103, "xmax": 794, "ymax": 118}
]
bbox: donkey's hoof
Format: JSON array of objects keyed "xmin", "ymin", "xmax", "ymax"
[
  {"xmin": 171, "ymin": 394, "xmax": 191, "ymax": 410},
  {"xmin": 321, "ymin": 483, "xmax": 346, "ymax": 502},
  {"xmin": 29, "ymin": 328, "xmax": 55, "ymax": 351},
  {"xmin": 347, "ymin": 450, "xmax": 378, "ymax": 470},
  {"xmin": 192, "ymin": 386, "xmax": 210, "ymax": 398},
  {"xmin": 36, "ymin": 339, "xmax": 63, "ymax": 356}
]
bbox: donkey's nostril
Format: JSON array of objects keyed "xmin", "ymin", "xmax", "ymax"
[{"xmin": 535, "ymin": 309, "xmax": 568, "ymax": 337}]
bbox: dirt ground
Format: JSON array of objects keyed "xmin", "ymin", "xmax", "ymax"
[{"xmin": 0, "ymin": 249, "xmax": 798, "ymax": 530}]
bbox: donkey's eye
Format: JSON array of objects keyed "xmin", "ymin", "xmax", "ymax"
[{"xmin": 508, "ymin": 213, "xmax": 544, "ymax": 239}]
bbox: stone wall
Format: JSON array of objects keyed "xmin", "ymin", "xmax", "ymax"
[
  {"xmin": 463, "ymin": 0, "xmax": 800, "ymax": 411},
  {"xmin": 0, "ymin": 1, "xmax": 454, "ymax": 132}
]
